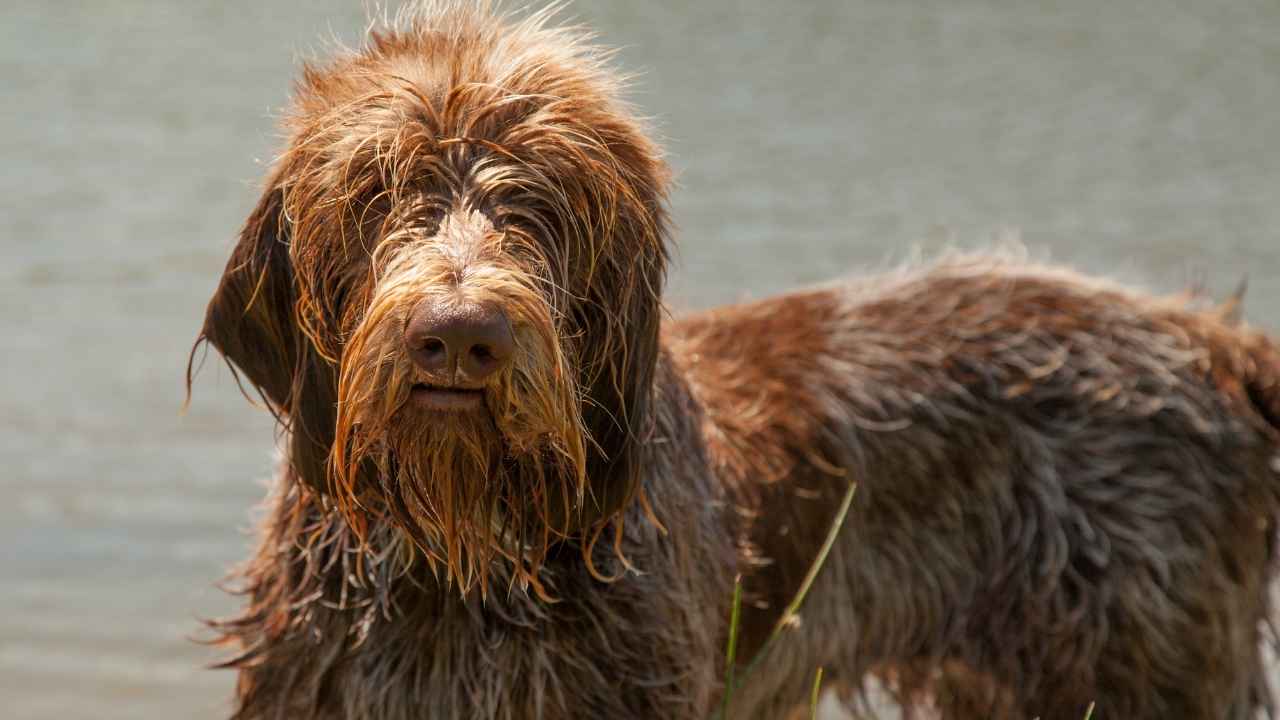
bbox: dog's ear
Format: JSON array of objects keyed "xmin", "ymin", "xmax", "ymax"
[
  {"xmin": 199, "ymin": 175, "xmax": 295, "ymax": 407},
  {"xmin": 575, "ymin": 279, "xmax": 663, "ymax": 529},
  {"xmin": 569, "ymin": 158, "xmax": 671, "ymax": 533},
  {"xmin": 193, "ymin": 169, "xmax": 337, "ymax": 493}
]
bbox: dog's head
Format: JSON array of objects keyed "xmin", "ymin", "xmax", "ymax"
[{"xmin": 193, "ymin": 4, "xmax": 669, "ymax": 596}]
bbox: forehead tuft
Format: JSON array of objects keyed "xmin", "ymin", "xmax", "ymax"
[{"xmin": 290, "ymin": 2, "xmax": 627, "ymax": 129}]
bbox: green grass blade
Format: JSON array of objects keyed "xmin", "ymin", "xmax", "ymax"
[
  {"xmin": 719, "ymin": 575, "xmax": 744, "ymax": 718},
  {"xmin": 808, "ymin": 666, "xmax": 824, "ymax": 720},
  {"xmin": 776, "ymin": 479, "xmax": 857, "ymax": 629},
  {"xmin": 736, "ymin": 480, "xmax": 858, "ymax": 691}
]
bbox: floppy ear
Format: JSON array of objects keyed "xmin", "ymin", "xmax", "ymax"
[
  {"xmin": 194, "ymin": 169, "xmax": 337, "ymax": 493},
  {"xmin": 575, "ymin": 278, "xmax": 663, "ymax": 527},
  {"xmin": 569, "ymin": 167, "xmax": 671, "ymax": 532}
]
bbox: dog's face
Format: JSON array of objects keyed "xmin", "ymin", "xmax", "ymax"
[{"xmin": 194, "ymin": 7, "xmax": 670, "ymax": 596}]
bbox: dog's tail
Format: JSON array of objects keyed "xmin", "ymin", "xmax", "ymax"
[
  {"xmin": 1210, "ymin": 279, "xmax": 1280, "ymax": 436},
  {"xmin": 1243, "ymin": 336, "xmax": 1280, "ymax": 438}
]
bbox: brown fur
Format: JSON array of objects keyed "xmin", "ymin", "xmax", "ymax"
[{"xmin": 190, "ymin": 3, "xmax": 1280, "ymax": 718}]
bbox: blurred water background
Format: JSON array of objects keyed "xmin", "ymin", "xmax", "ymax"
[{"xmin": 2, "ymin": 1, "xmax": 1277, "ymax": 717}]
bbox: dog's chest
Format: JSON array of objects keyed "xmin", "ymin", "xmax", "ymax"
[{"xmin": 312, "ymin": 569, "xmax": 716, "ymax": 720}]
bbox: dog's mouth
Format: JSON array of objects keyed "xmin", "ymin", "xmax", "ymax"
[{"xmin": 410, "ymin": 383, "xmax": 485, "ymax": 412}]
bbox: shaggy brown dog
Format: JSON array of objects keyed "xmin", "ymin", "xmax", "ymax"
[{"xmin": 191, "ymin": 3, "xmax": 1280, "ymax": 718}]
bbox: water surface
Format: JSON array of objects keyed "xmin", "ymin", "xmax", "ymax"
[{"xmin": 3, "ymin": 1, "xmax": 1277, "ymax": 717}]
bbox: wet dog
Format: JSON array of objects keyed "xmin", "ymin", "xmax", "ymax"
[{"xmin": 192, "ymin": 3, "xmax": 1280, "ymax": 717}]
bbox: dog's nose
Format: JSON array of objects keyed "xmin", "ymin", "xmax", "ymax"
[{"xmin": 404, "ymin": 300, "xmax": 514, "ymax": 384}]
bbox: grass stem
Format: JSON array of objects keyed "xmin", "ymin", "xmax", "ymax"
[
  {"xmin": 714, "ymin": 480, "xmax": 858, "ymax": 718},
  {"xmin": 808, "ymin": 666, "xmax": 824, "ymax": 720},
  {"xmin": 719, "ymin": 575, "xmax": 744, "ymax": 718}
]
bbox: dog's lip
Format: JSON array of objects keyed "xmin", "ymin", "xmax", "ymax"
[{"xmin": 409, "ymin": 383, "xmax": 485, "ymax": 411}]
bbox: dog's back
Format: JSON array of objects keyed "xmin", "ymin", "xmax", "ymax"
[{"xmin": 668, "ymin": 254, "xmax": 1280, "ymax": 719}]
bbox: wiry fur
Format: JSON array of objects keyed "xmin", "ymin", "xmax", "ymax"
[
  {"xmin": 191, "ymin": 3, "xmax": 1280, "ymax": 718},
  {"xmin": 676, "ymin": 258, "xmax": 1280, "ymax": 719}
]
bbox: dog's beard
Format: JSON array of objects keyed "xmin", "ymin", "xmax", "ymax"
[
  {"xmin": 331, "ymin": 241, "xmax": 588, "ymax": 599},
  {"xmin": 378, "ymin": 412, "xmax": 572, "ymax": 598}
]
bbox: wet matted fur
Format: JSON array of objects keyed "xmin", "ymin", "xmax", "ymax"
[{"xmin": 190, "ymin": 3, "xmax": 1280, "ymax": 718}]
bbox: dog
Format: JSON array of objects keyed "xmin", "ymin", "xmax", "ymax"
[{"xmin": 190, "ymin": 3, "xmax": 1280, "ymax": 718}]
